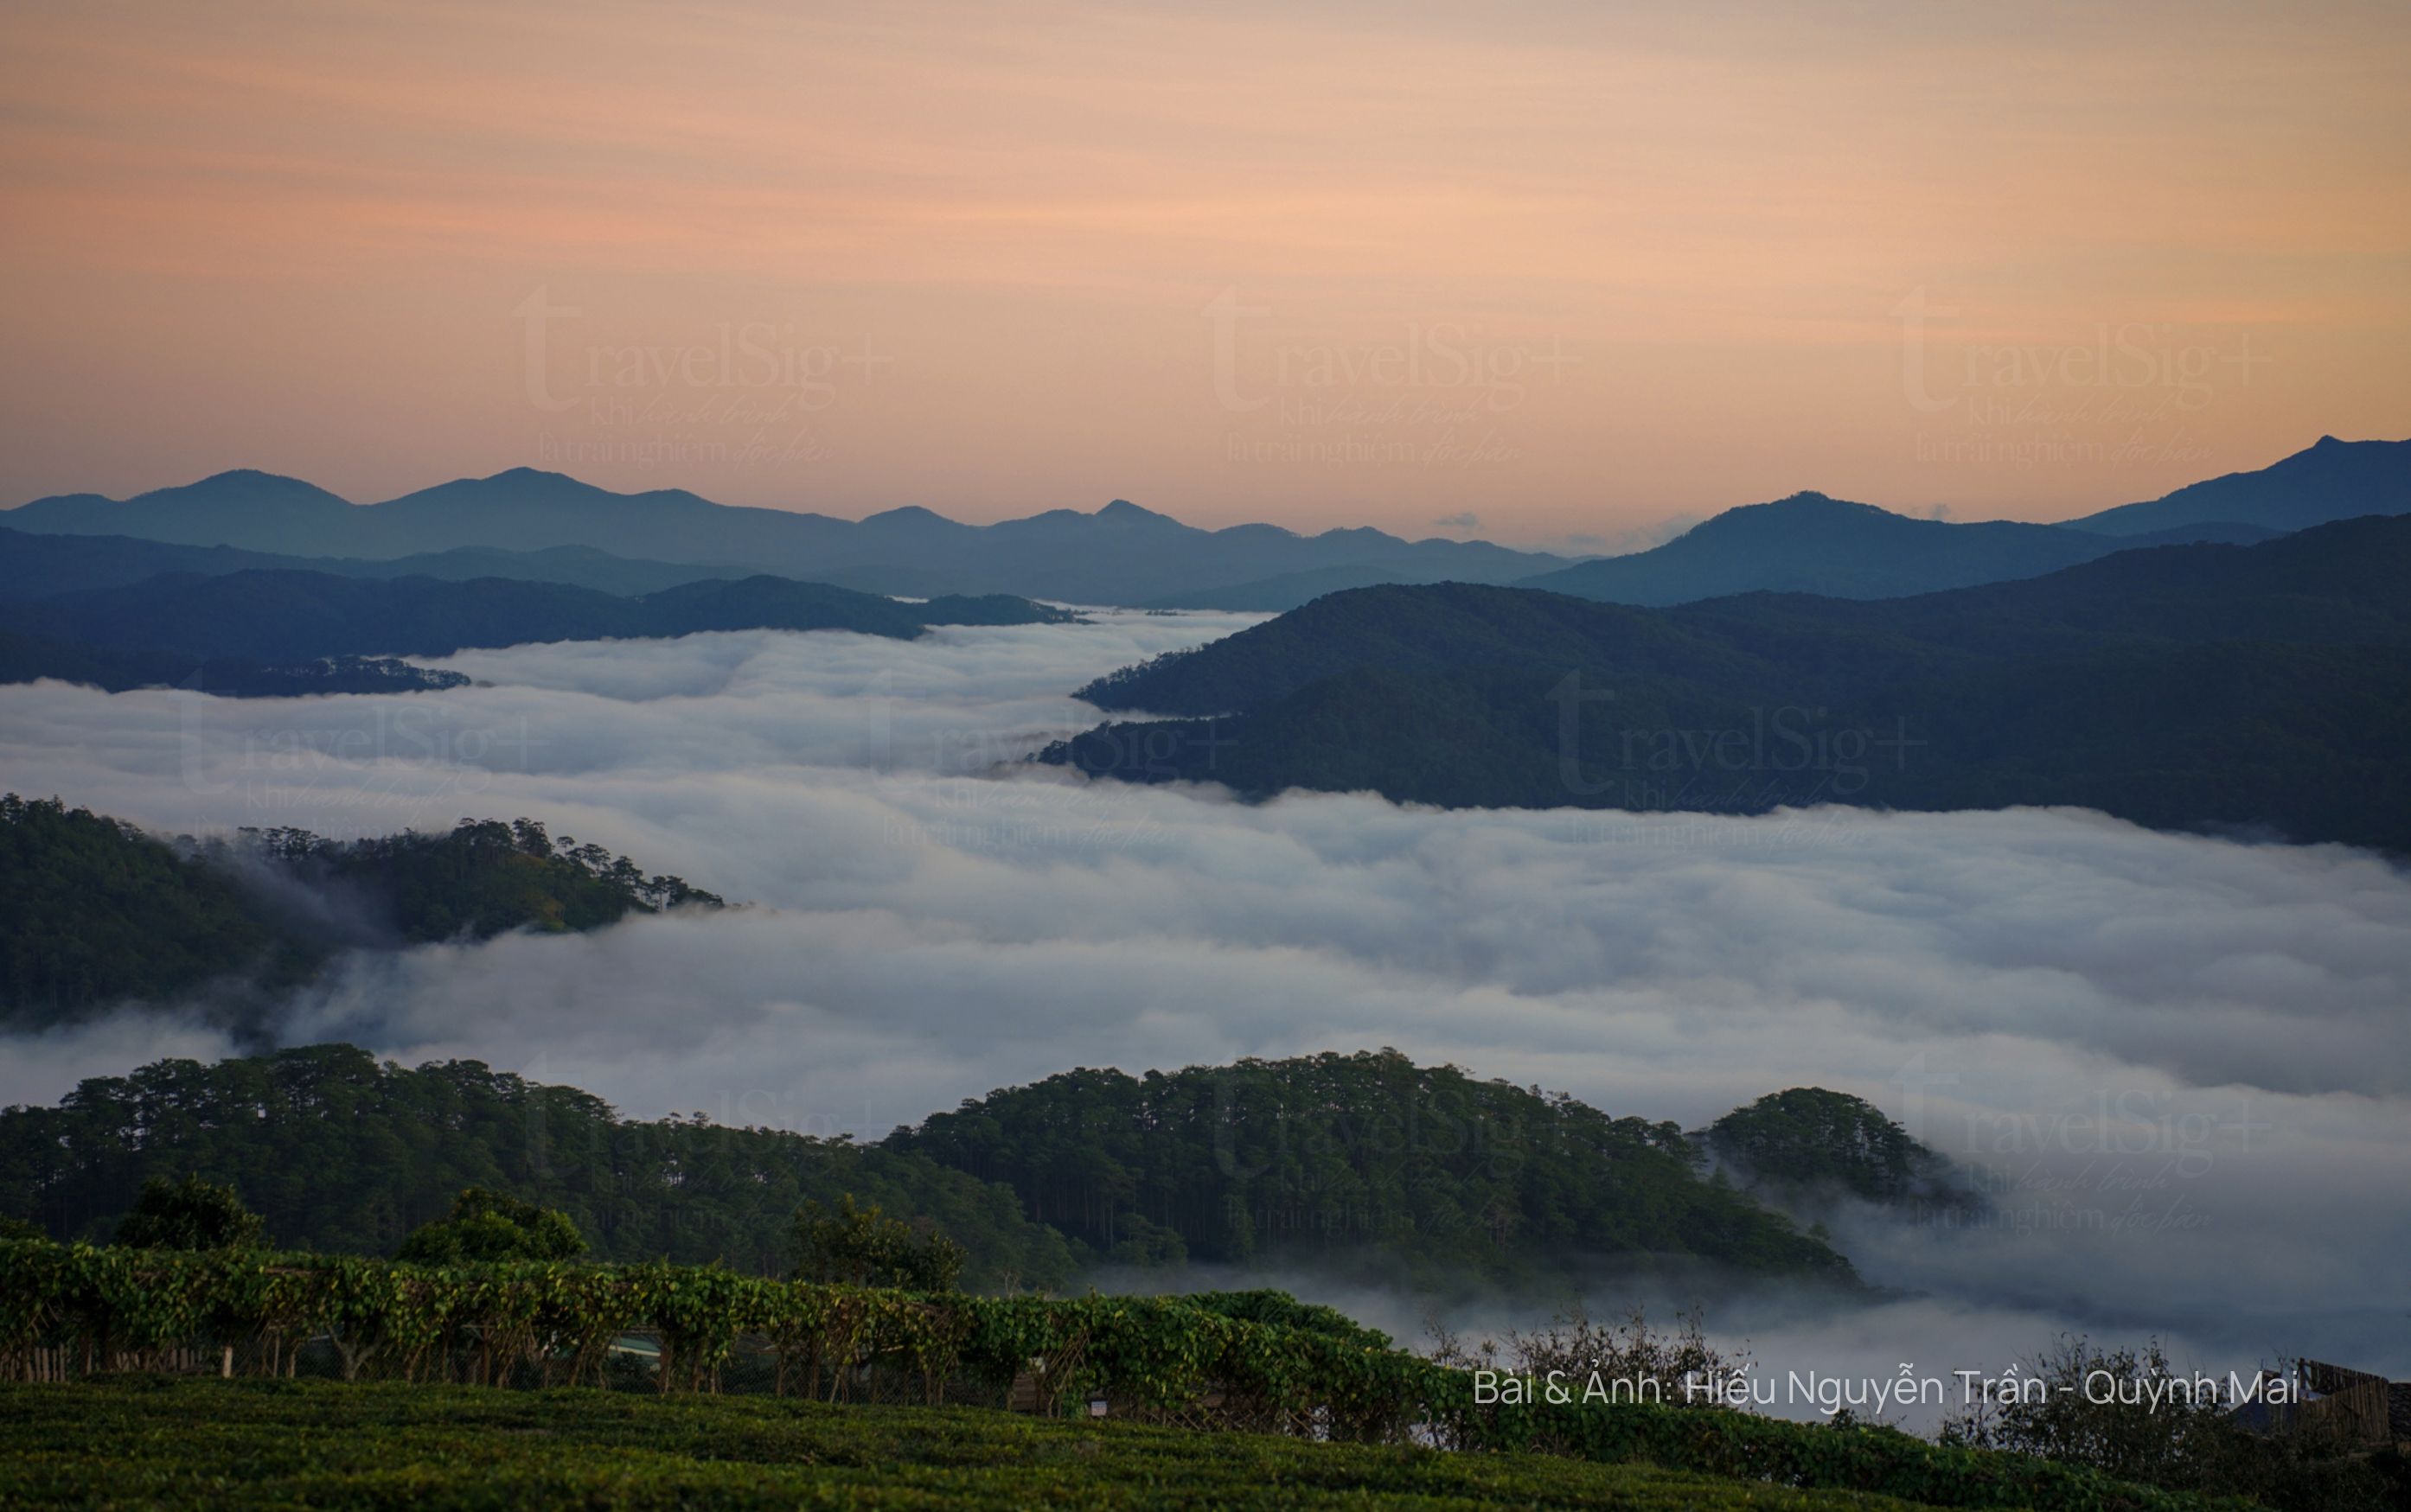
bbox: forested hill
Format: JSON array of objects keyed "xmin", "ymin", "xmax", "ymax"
[
  {"xmin": 1046, "ymin": 516, "xmax": 2411, "ymax": 852},
  {"xmin": 0, "ymin": 797, "xmax": 721, "ymax": 1030},
  {"xmin": 0, "ymin": 1044, "xmax": 1075, "ymax": 1290},
  {"xmin": 1702, "ymin": 1088, "xmax": 1977, "ymax": 1209},
  {"xmin": 0, "ymin": 1045, "xmax": 1872, "ymax": 1295},
  {"xmin": 0, "ymin": 567, "xmax": 1074, "ymax": 668},
  {"xmin": 885, "ymin": 1049, "xmax": 1856, "ymax": 1289}
]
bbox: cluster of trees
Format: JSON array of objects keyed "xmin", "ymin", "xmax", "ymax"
[
  {"xmin": 0, "ymin": 1044, "xmax": 1075, "ymax": 1291},
  {"xmin": 110, "ymin": 1174, "xmax": 267, "ymax": 1252},
  {"xmin": 0, "ymin": 1045, "xmax": 1915, "ymax": 1297},
  {"xmin": 886, "ymin": 1049, "xmax": 1855, "ymax": 1287},
  {"xmin": 1703, "ymin": 1088, "xmax": 1976, "ymax": 1209},
  {"xmin": 395, "ymin": 1187, "xmax": 586, "ymax": 1265},
  {"xmin": 0, "ymin": 794, "xmax": 302, "ymax": 1022},
  {"xmin": 230, "ymin": 815, "xmax": 720, "ymax": 936},
  {"xmin": 790, "ymin": 1194, "xmax": 967, "ymax": 1292},
  {"xmin": 0, "ymin": 799, "xmax": 721, "ymax": 1028},
  {"xmin": 1049, "ymin": 516, "xmax": 2411, "ymax": 852}
]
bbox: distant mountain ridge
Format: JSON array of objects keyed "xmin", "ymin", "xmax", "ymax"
[
  {"xmin": 1514, "ymin": 491, "xmax": 2279, "ymax": 605},
  {"xmin": 4, "ymin": 469, "xmax": 1572, "ymax": 607},
  {"xmin": 0, "ymin": 526, "xmax": 754, "ymax": 603},
  {"xmin": 2066, "ymin": 435, "xmax": 2411, "ymax": 535},
  {"xmin": 10, "ymin": 436, "xmax": 2399, "ymax": 606}
]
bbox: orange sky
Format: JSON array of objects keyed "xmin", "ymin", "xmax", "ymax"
[{"xmin": 2, "ymin": 0, "xmax": 2406, "ymax": 546}]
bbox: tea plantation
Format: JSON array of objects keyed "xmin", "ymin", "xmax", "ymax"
[{"xmin": 3, "ymin": 1378, "xmax": 1987, "ymax": 1511}]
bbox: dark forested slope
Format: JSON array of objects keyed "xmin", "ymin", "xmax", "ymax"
[
  {"xmin": 1046, "ymin": 516, "xmax": 2411, "ymax": 851},
  {"xmin": 0, "ymin": 569, "xmax": 1073, "ymax": 667},
  {"xmin": 886, "ymin": 1049, "xmax": 1855, "ymax": 1288},
  {"xmin": 1701, "ymin": 1088, "xmax": 1974, "ymax": 1209},
  {"xmin": 0, "ymin": 1044, "xmax": 1073, "ymax": 1288},
  {"xmin": 0, "ymin": 1047, "xmax": 1877, "ymax": 1294},
  {"xmin": 0, "ymin": 798, "xmax": 720, "ymax": 1029}
]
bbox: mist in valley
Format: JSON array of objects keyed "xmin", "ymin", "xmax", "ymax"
[{"xmin": 3, "ymin": 609, "xmax": 2405, "ymax": 1418}]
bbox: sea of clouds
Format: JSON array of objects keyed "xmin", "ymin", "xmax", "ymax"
[{"xmin": 3, "ymin": 609, "xmax": 2406, "ymax": 1418}]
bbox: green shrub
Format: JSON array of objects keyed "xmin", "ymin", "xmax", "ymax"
[
  {"xmin": 113, "ymin": 1175, "xmax": 265, "ymax": 1252},
  {"xmin": 790, "ymin": 1194, "xmax": 966, "ymax": 1292},
  {"xmin": 397, "ymin": 1188, "xmax": 585, "ymax": 1265}
]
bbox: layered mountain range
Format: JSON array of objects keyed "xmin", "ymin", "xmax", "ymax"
[
  {"xmin": 1044, "ymin": 514, "xmax": 2411, "ymax": 852},
  {"xmin": 3, "ymin": 469, "xmax": 1573, "ymax": 605},
  {"xmin": 9, "ymin": 437, "xmax": 2402, "ymax": 610}
]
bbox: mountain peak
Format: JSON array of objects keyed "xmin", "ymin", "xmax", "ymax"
[
  {"xmin": 1700, "ymin": 490, "xmax": 1883, "ymax": 530},
  {"xmin": 861, "ymin": 504, "xmax": 963, "ymax": 530},
  {"xmin": 1095, "ymin": 499, "xmax": 1180, "ymax": 526},
  {"xmin": 140, "ymin": 469, "xmax": 349, "ymax": 506}
]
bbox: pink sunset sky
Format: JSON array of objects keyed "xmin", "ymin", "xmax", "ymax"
[{"xmin": 2, "ymin": 0, "xmax": 2406, "ymax": 546}]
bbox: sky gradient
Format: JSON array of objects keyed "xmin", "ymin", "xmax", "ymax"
[{"xmin": 3, "ymin": 0, "xmax": 2406, "ymax": 545}]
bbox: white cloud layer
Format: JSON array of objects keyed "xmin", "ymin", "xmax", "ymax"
[{"xmin": 3, "ymin": 610, "xmax": 2407, "ymax": 1400}]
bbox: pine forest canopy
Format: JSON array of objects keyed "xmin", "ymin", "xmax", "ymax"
[{"xmin": 0, "ymin": 1046, "xmax": 1914, "ymax": 1297}]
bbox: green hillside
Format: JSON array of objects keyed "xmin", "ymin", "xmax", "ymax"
[
  {"xmin": 0, "ymin": 799, "xmax": 719, "ymax": 1028},
  {"xmin": 0, "ymin": 1043, "xmax": 1074, "ymax": 1289},
  {"xmin": 887, "ymin": 1049, "xmax": 1853, "ymax": 1287}
]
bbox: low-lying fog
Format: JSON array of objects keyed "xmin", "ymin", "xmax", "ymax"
[{"xmin": 3, "ymin": 609, "xmax": 2406, "ymax": 1425}]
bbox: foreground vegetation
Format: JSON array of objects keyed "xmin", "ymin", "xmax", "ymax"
[
  {"xmin": 0, "ymin": 1378, "xmax": 1986, "ymax": 1511},
  {"xmin": 5, "ymin": 1133, "xmax": 2391, "ymax": 1509},
  {"xmin": 0, "ymin": 1241, "xmax": 2259, "ymax": 1511}
]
